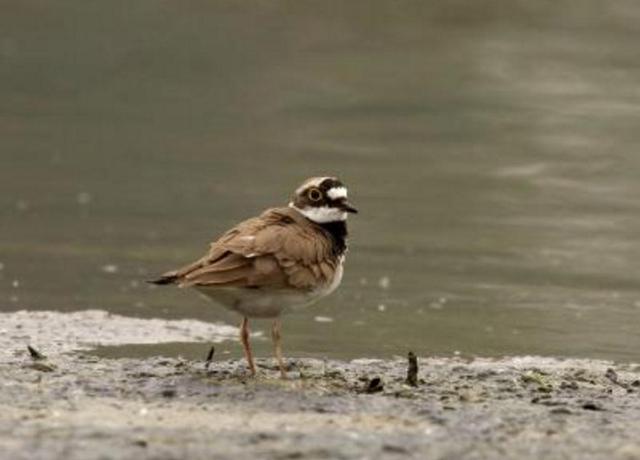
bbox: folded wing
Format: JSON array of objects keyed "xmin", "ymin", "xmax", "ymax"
[{"xmin": 150, "ymin": 208, "xmax": 337, "ymax": 290}]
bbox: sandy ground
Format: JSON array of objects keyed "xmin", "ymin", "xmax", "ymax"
[{"xmin": 1, "ymin": 310, "xmax": 640, "ymax": 460}]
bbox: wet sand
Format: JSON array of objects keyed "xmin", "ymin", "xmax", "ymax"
[{"xmin": 1, "ymin": 310, "xmax": 640, "ymax": 460}]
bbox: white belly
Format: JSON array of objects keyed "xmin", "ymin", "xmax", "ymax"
[{"xmin": 194, "ymin": 258, "xmax": 344, "ymax": 318}]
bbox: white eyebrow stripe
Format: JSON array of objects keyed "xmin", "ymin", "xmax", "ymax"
[
  {"xmin": 295, "ymin": 177, "xmax": 332, "ymax": 195},
  {"xmin": 327, "ymin": 187, "xmax": 348, "ymax": 200}
]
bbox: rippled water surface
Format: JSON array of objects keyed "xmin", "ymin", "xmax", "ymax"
[{"xmin": 2, "ymin": 1, "xmax": 640, "ymax": 361}]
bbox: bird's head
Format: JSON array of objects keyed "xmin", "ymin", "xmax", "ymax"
[{"xmin": 289, "ymin": 176, "xmax": 358, "ymax": 224}]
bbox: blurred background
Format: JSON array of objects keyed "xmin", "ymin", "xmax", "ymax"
[{"xmin": 2, "ymin": 1, "xmax": 640, "ymax": 362}]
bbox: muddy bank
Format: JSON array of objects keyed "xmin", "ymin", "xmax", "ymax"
[
  {"xmin": 1, "ymin": 310, "xmax": 640, "ymax": 460},
  {"xmin": 0, "ymin": 309, "xmax": 241, "ymax": 357}
]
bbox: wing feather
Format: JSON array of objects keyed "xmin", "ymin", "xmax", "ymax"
[{"xmin": 152, "ymin": 207, "xmax": 338, "ymax": 290}]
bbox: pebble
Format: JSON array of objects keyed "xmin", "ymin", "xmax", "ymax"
[
  {"xmin": 378, "ymin": 276, "xmax": 390, "ymax": 289},
  {"xmin": 101, "ymin": 264, "xmax": 119, "ymax": 274},
  {"xmin": 314, "ymin": 316, "xmax": 334, "ymax": 323},
  {"xmin": 15, "ymin": 200, "xmax": 29, "ymax": 211},
  {"xmin": 76, "ymin": 192, "xmax": 92, "ymax": 205}
]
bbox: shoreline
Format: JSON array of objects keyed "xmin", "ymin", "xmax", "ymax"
[{"xmin": 1, "ymin": 310, "xmax": 640, "ymax": 459}]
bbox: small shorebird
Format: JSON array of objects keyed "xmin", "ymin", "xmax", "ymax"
[{"xmin": 150, "ymin": 177, "xmax": 357, "ymax": 378}]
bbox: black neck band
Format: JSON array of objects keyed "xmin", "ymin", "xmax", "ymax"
[{"xmin": 318, "ymin": 220, "xmax": 348, "ymax": 256}]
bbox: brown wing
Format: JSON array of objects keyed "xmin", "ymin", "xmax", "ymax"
[{"xmin": 150, "ymin": 207, "xmax": 338, "ymax": 290}]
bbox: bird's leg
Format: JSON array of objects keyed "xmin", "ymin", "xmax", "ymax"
[
  {"xmin": 271, "ymin": 318, "xmax": 287, "ymax": 379},
  {"xmin": 240, "ymin": 317, "xmax": 256, "ymax": 376}
]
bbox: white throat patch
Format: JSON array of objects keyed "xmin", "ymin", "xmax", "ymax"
[
  {"xmin": 327, "ymin": 186, "xmax": 348, "ymax": 200},
  {"xmin": 290, "ymin": 203, "xmax": 347, "ymax": 223}
]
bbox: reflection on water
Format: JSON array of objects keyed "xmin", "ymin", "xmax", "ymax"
[{"xmin": 2, "ymin": 1, "xmax": 640, "ymax": 361}]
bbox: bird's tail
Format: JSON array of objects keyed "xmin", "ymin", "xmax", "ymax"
[
  {"xmin": 147, "ymin": 256, "xmax": 209, "ymax": 286},
  {"xmin": 147, "ymin": 272, "xmax": 179, "ymax": 285}
]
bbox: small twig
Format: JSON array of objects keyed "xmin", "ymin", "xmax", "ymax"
[
  {"xmin": 25, "ymin": 345, "xmax": 55, "ymax": 372},
  {"xmin": 205, "ymin": 345, "xmax": 215, "ymax": 370},
  {"xmin": 27, "ymin": 345, "xmax": 46, "ymax": 361},
  {"xmin": 405, "ymin": 351, "xmax": 418, "ymax": 387}
]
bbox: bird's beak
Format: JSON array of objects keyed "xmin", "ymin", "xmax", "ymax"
[{"xmin": 338, "ymin": 199, "xmax": 358, "ymax": 214}]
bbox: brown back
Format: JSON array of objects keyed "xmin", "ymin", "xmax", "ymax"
[{"xmin": 159, "ymin": 207, "xmax": 341, "ymax": 290}]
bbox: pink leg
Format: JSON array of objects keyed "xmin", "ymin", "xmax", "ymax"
[
  {"xmin": 271, "ymin": 318, "xmax": 287, "ymax": 379},
  {"xmin": 240, "ymin": 317, "xmax": 256, "ymax": 376}
]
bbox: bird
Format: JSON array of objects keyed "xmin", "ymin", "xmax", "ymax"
[{"xmin": 149, "ymin": 176, "xmax": 358, "ymax": 378}]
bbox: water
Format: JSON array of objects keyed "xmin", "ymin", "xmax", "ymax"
[{"xmin": 2, "ymin": 1, "xmax": 640, "ymax": 362}]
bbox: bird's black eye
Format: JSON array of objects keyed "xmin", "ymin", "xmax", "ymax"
[{"xmin": 307, "ymin": 188, "xmax": 322, "ymax": 202}]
